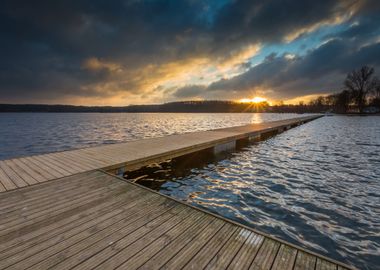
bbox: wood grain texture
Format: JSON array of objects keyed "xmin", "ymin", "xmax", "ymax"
[{"xmin": 0, "ymin": 170, "xmax": 354, "ymax": 270}]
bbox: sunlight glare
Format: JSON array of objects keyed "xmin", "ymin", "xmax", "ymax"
[{"xmin": 239, "ymin": 97, "xmax": 267, "ymax": 103}]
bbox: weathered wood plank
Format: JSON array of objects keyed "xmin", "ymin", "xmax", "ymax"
[
  {"xmin": 116, "ymin": 210, "xmax": 205, "ymax": 270},
  {"xmin": 205, "ymin": 228, "xmax": 251, "ymax": 270},
  {"xmin": 24, "ymin": 202, "xmax": 178, "ymax": 270},
  {"xmin": 227, "ymin": 232, "xmax": 264, "ymax": 269},
  {"xmin": 11, "ymin": 158, "xmax": 47, "ymax": 182},
  {"xmin": 3, "ymin": 159, "xmax": 39, "ymax": 185},
  {"xmin": 0, "ymin": 169, "xmax": 353, "ymax": 270},
  {"xmin": 160, "ymin": 219, "xmax": 225, "ymax": 269},
  {"xmin": 294, "ymin": 250, "xmax": 317, "ymax": 270},
  {"xmin": 139, "ymin": 213, "xmax": 215, "ymax": 270},
  {"xmin": 0, "ymin": 161, "xmax": 28, "ymax": 188},
  {"xmin": 182, "ymin": 223, "xmax": 237, "ymax": 269},
  {"xmin": 1, "ymin": 194, "xmax": 165, "ymax": 269},
  {"xmin": 0, "ymin": 188, "xmax": 148, "ymax": 259},
  {"xmin": 249, "ymin": 238, "xmax": 280, "ymax": 270},
  {"xmin": 0, "ymin": 166, "xmax": 17, "ymax": 190},
  {"xmin": 89, "ymin": 205, "xmax": 189, "ymax": 270},
  {"xmin": 23, "ymin": 156, "xmax": 63, "ymax": 179},
  {"xmin": 270, "ymin": 244, "xmax": 297, "ymax": 270},
  {"xmin": 316, "ymin": 258, "xmax": 338, "ymax": 270}
]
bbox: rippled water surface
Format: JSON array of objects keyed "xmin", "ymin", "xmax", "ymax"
[
  {"xmin": 1, "ymin": 113, "xmax": 379, "ymax": 269},
  {"xmin": 131, "ymin": 116, "xmax": 380, "ymax": 270},
  {"xmin": 0, "ymin": 113, "xmax": 301, "ymax": 160}
]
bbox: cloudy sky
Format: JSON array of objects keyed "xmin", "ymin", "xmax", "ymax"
[{"xmin": 1, "ymin": 0, "xmax": 380, "ymax": 105}]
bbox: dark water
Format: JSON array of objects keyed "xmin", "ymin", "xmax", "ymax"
[
  {"xmin": 1, "ymin": 113, "xmax": 379, "ymax": 269},
  {"xmin": 0, "ymin": 112, "xmax": 301, "ymax": 160},
  {"xmin": 127, "ymin": 116, "xmax": 380, "ymax": 270}
]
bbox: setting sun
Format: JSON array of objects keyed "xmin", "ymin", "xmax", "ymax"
[{"xmin": 239, "ymin": 97, "xmax": 268, "ymax": 103}]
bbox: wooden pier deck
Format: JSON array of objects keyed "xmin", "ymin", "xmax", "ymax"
[{"xmin": 0, "ymin": 115, "xmax": 355, "ymax": 269}]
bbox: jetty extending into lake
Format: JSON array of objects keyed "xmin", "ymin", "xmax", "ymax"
[{"xmin": 0, "ymin": 115, "xmax": 355, "ymax": 269}]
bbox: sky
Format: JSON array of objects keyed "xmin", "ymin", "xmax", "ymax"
[{"xmin": 1, "ymin": 0, "xmax": 380, "ymax": 106}]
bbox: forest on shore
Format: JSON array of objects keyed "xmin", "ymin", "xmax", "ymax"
[{"xmin": 1, "ymin": 66, "xmax": 379, "ymax": 114}]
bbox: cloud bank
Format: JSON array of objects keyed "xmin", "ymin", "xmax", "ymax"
[{"xmin": 0, "ymin": 0, "xmax": 379, "ymax": 104}]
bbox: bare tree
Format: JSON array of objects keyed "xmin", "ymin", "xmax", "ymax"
[
  {"xmin": 344, "ymin": 66, "xmax": 377, "ymax": 113},
  {"xmin": 374, "ymin": 78, "xmax": 380, "ymax": 99}
]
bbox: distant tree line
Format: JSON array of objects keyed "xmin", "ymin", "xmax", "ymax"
[
  {"xmin": 1, "ymin": 66, "xmax": 379, "ymax": 114},
  {"xmin": 307, "ymin": 66, "xmax": 380, "ymax": 113}
]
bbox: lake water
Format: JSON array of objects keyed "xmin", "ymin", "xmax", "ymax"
[
  {"xmin": 125, "ymin": 115, "xmax": 380, "ymax": 270},
  {"xmin": 0, "ymin": 112, "xmax": 301, "ymax": 160},
  {"xmin": 0, "ymin": 113, "xmax": 379, "ymax": 269}
]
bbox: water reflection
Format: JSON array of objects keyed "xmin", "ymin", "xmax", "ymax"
[
  {"xmin": 0, "ymin": 112, "xmax": 302, "ymax": 159},
  {"xmin": 125, "ymin": 116, "xmax": 380, "ymax": 270}
]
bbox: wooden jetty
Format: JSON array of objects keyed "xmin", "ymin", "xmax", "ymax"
[{"xmin": 0, "ymin": 115, "xmax": 355, "ymax": 269}]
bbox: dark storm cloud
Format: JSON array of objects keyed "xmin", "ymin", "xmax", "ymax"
[
  {"xmin": 0, "ymin": 0, "xmax": 378, "ymax": 103},
  {"xmin": 174, "ymin": 1, "xmax": 380, "ymax": 100},
  {"xmin": 176, "ymin": 40, "xmax": 380, "ymax": 99}
]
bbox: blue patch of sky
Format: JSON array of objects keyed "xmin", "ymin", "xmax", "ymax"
[
  {"xmin": 248, "ymin": 23, "xmax": 350, "ymax": 67},
  {"xmin": 198, "ymin": 0, "xmax": 230, "ymax": 25}
]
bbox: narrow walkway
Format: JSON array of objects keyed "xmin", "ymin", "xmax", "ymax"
[
  {"xmin": 0, "ymin": 170, "xmax": 353, "ymax": 270},
  {"xmin": 0, "ymin": 116, "xmax": 320, "ymax": 192}
]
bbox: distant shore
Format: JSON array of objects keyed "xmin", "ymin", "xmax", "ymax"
[{"xmin": 1, "ymin": 102, "xmax": 379, "ymax": 114}]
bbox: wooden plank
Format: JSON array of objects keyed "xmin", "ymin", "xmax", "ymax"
[
  {"xmin": 182, "ymin": 223, "xmax": 237, "ymax": 269},
  {"xmin": 205, "ymin": 228, "xmax": 251, "ymax": 270},
  {"xmin": 60, "ymin": 151, "xmax": 107, "ymax": 168},
  {"xmin": 89, "ymin": 205, "xmax": 189, "ymax": 270},
  {"xmin": 249, "ymin": 238, "xmax": 280, "ymax": 270},
  {"xmin": 0, "ymin": 170, "xmax": 103, "ymax": 208},
  {"xmin": 0, "ymin": 187, "xmax": 151, "ymax": 256},
  {"xmin": 0, "ymin": 193, "xmax": 141, "ymax": 258},
  {"xmin": 316, "ymin": 258, "xmax": 338, "ymax": 270},
  {"xmin": 31, "ymin": 155, "xmax": 72, "ymax": 176},
  {"xmin": 69, "ymin": 149, "xmax": 113, "ymax": 165},
  {"xmin": 0, "ymin": 173, "xmax": 123, "ymax": 221},
  {"xmin": 227, "ymin": 232, "xmax": 264, "ymax": 269},
  {"xmin": 79, "ymin": 148, "xmax": 123, "ymax": 164},
  {"xmin": 270, "ymin": 244, "xmax": 297, "ymax": 270},
  {"xmin": 11, "ymin": 158, "xmax": 47, "ymax": 182},
  {"xmin": 116, "ymin": 210, "xmax": 206, "ymax": 270},
  {"xmin": 1, "ymin": 193, "xmax": 165, "ymax": 269},
  {"xmin": 0, "ymin": 166, "xmax": 17, "ymax": 190},
  {"xmin": 0, "ymin": 181, "xmax": 128, "ymax": 237},
  {"xmin": 160, "ymin": 218, "xmax": 225, "ymax": 269},
  {"xmin": 22, "ymin": 202, "xmax": 178, "ymax": 270},
  {"xmin": 0, "ymin": 168, "xmax": 350, "ymax": 270},
  {"xmin": 294, "ymin": 250, "xmax": 317, "ymax": 270},
  {"xmin": 0, "ymin": 161, "xmax": 28, "ymax": 187},
  {"xmin": 0, "ymin": 181, "xmax": 6, "ymax": 192},
  {"xmin": 45, "ymin": 152, "xmax": 89, "ymax": 172},
  {"xmin": 23, "ymin": 156, "xmax": 64, "ymax": 179},
  {"xmin": 139, "ymin": 213, "xmax": 216, "ymax": 270},
  {"xmin": 4, "ymin": 159, "xmax": 39, "ymax": 185},
  {"xmin": 17, "ymin": 157, "xmax": 53, "ymax": 181}
]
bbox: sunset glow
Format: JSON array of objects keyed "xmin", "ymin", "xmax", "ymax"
[{"xmin": 239, "ymin": 97, "xmax": 268, "ymax": 104}]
